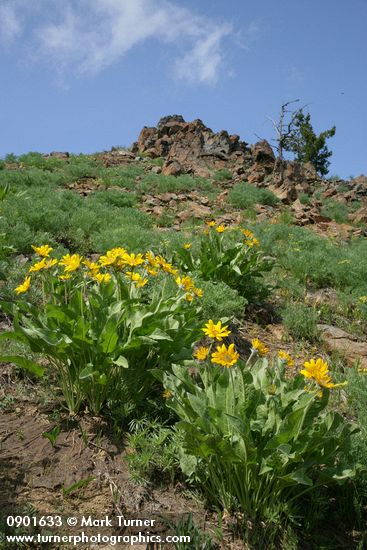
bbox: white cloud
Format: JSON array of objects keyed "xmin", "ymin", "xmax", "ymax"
[
  {"xmin": 174, "ymin": 25, "xmax": 232, "ymax": 84},
  {"xmin": 33, "ymin": 0, "xmax": 233, "ymax": 84},
  {"xmin": 0, "ymin": 3, "xmax": 22, "ymax": 43}
]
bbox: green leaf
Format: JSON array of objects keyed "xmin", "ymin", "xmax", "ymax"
[
  {"xmin": 113, "ymin": 355, "xmax": 129, "ymax": 368},
  {"xmin": 79, "ymin": 365, "xmax": 97, "ymax": 380},
  {"xmin": 0, "ymin": 355, "xmax": 44, "ymax": 377}
]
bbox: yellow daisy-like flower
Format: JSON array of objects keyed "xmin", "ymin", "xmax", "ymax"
[
  {"xmin": 193, "ymin": 287, "xmax": 203, "ymax": 298},
  {"xmin": 31, "ymin": 244, "xmax": 53, "ymax": 257},
  {"xmin": 83, "ymin": 259, "xmax": 100, "ymax": 273},
  {"xmin": 156, "ymin": 255, "xmax": 178, "ymax": 276},
  {"xmin": 147, "ymin": 267, "xmax": 159, "ymax": 276},
  {"xmin": 44, "ymin": 258, "xmax": 58, "ymax": 269},
  {"xmin": 251, "ymin": 338, "xmax": 269, "ymax": 356},
  {"xmin": 59, "ymin": 253, "xmax": 83, "ymax": 272},
  {"xmin": 193, "ymin": 346, "xmax": 209, "ymax": 361},
  {"xmin": 202, "ymin": 319, "xmax": 231, "ymax": 341},
  {"xmin": 216, "ymin": 225, "xmax": 226, "ymax": 233},
  {"xmin": 126, "ymin": 272, "xmax": 148, "ymax": 287},
  {"xmin": 123, "ymin": 252, "xmax": 145, "ymax": 267},
  {"xmin": 211, "ymin": 343, "xmax": 239, "ymax": 368},
  {"xmin": 183, "ymin": 243, "xmax": 192, "ymax": 250},
  {"xmin": 59, "ymin": 273, "xmax": 72, "ymax": 281},
  {"xmin": 29, "ymin": 259, "xmax": 47, "ymax": 272},
  {"xmin": 15, "ymin": 276, "xmax": 31, "ymax": 294},
  {"xmin": 176, "ymin": 275, "xmax": 195, "ymax": 292},
  {"xmin": 162, "ymin": 389, "xmax": 173, "ymax": 399},
  {"xmin": 278, "ymin": 350, "xmax": 294, "ymax": 368},
  {"xmin": 93, "ymin": 272, "xmax": 112, "ymax": 284},
  {"xmin": 185, "ymin": 293, "xmax": 194, "ymax": 302},
  {"xmin": 300, "ymin": 358, "xmax": 347, "ymax": 389},
  {"xmin": 206, "ymin": 220, "xmax": 216, "ymax": 228},
  {"xmin": 241, "ymin": 229, "xmax": 254, "ymax": 239},
  {"xmin": 251, "ymin": 238, "xmax": 260, "ymax": 246},
  {"xmin": 145, "ymin": 251, "xmax": 160, "ymax": 268}
]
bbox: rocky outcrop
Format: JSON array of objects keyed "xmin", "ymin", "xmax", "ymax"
[
  {"xmin": 132, "ymin": 115, "xmax": 251, "ymax": 178},
  {"xmin": 318, "ymin": 324, "xmax": 367, "ymax": 369}
]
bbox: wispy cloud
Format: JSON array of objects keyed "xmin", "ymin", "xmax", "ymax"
[
  {"xmin": 30, "ymin": 0, "xmax": 233, "ymax": 85},
  {"xmin": 0, "ymin": 3, "xmax": 22, "ymax": 44}
]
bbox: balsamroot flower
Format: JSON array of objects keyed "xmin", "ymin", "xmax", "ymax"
[
  {"xmin": 211, "ymin": 343, "xmax": 239, "ymax": 368},
  {"xmin": 193, "ymin": 346, "xmax": 210, "ymax": 361},
  {"xmin": 278, "ymin": 350, "xmax": 295, "ymax": 367},
  {"xmin": 251, "ymin": 338, "xmax": 269, "ymax": 356},
  {"xmin": 216, "ymin": 225, "xmax": 226, "ymax": 233},
  {"xmin": 300, "ymin": 358, "xmax": 347, "ymax": 389},
  {"xmin": 202, "ymin": 320, "xmax": 231, "ymax": 341},
  {"xmin": 31, "ymin": 244, "xmax": 53, "ymax": 257},
  {"xmin": 93, "ymin": 272, "xmax": 112, "ymax": 284},
  {"xmin": 59, "ymin": 254, "xmax": 83, "ymax": 272},
  {"xmin": 15, "ymin": 276, "xmax": 31, "ymax": 294}
]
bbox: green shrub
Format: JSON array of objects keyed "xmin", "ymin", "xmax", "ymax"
[
  {"xmin": 158, "ymin": 350, "xmax": 356, "ymax": 537},
  {"xmin": 89, "ymin": 190, "xmax": 138, "ymax": 208},
  {"xmin": 18, "ymin": 152, "xmax": 65, "ymax": 171},
  {"xmin": 299, "ymin": 193, "xmax": 312, "ymax": 205},
  {"xmin": 228, "ymin": 182, "xmax": 279, "ymax": 208},
  {"xmin": 321, "ymin": 199, "xmax": 349, "ymax": 224},
  {"xmin": 0, "ymin": 168, "xmax": 66, "ymax": 188},
  {"xmin": 282, "ymin": 302, "xmax": 319, "ymax": 341},
  {"xmin": 173, "ymin": 224, "xmax": 273, "ymax": 303},
  {"xmin": 2, "ymin": 248, "xmax": 201, "ymax": 416},
  {"xmin": 197, "ymin": 279, "xmax": 247, "ymax": 319},
  {"xmin": 256, "ymin": 223, "xmax": 367, "ymax": 292},
  {"xmin": 213, "ymin": 168, "xmax": 232, "ymax": 181}
]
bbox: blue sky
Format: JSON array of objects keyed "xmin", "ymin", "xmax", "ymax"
[{"xmin": 0, "ymin": 0, "xmax": 366, "ymax": 178}]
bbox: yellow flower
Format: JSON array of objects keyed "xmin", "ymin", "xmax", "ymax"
[
  {"xmin": 359, "ymin": 295, "xmax": 367, "ymax": 304},
  {"xmin": 252, "ymin": 238, "xmax": 260, "ymax": 246},
  {"xmin": 126, "ymin": 272, "xmax": 148, "ymax": 287},
  {"xmin": 123, "ymin": 252, "xmax": 145, "ymax": 267},
  {"xmin": 162, "ymin": 389, "xmax": 173, "ymax": 399},
  {"xmin": 156, "ymin": 255, "xmax": 178, "ymax": 276},
  {"xmin": 183, "ymin": 243, "xmax": 192, "ymax": 250},
  {"xmin": 251, "ymin": 338, "xmax": 269, "ymax": 356},
  {"xmin": 206, "ymin": 220, "xmax": 216, "ymax": 227},
  {"xmin": 29, "ymin": 258, "xmax": 57, "ymax": 272},
  {"xmin": 216, "ymin": 225, "xmax": 226, "ymax": 233},
  {"xmin": 202, "ymin": 319, "xmax": 231, "ymax": 341},
  {"xmin": 99, "ymin": 248, "xmax": 126, "ymax": 267},
  {"xmin": 29, "ymin": 259, "xmax": 47, "ymax": 272},
  {"xmin": 145, "ymin": 251, "xmax": 160, "ymax": 268},
  {"xmin": 15, "ymin": 276, "xmax": 31, "ymax": 294},
  {"xmin": 241, "ymin": 229, "xmax": 254, "ymax": 239},
  {"xmin": 300, "ymin": 358, "xmax": 348, "ymax": 389},
  {"xmin": 59, "ymin": 254, "xmax": 83, "ymax": 272},
  {"xmin": 211, "ymin": 343, "xmax": 239, "ymax": 368},
  {"xmin": 278, "ymin": 350, "xmax": 294, "ymax": 367},
  {"xmin": 193, "ymin": 287, "xmax": 203, "ymax": 298},
  {"xmin": 176, "ymin": 275, "xmax": 195, "ymax": 292},
  {"xmin": 44, "ymin": 258, "xmax": 58, "ymax": 269},
  {"xmin": 59, "ymin": 273, "xmax": 72, "ymax": 281},
  {"xmin": 31, "ymin": 244, "xmax": 53, "ymax": 257},
  {"xmin": 93, "ymin": 272, "xmax": 112, "ymax": 284},
  {"xmin": 193, "ymin": 346, "xmax": 209, "ymax": 361},
  {"xmin": 185, "ymin": 293, "xmax": 194, "ymax": 302},
  {"xmin": 147, "ymin": 267, "xmax": 159, "ymax": 276},
  {"xmin": 83, "ymin": 259, "xmax": 100, "ymax": 273}
]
